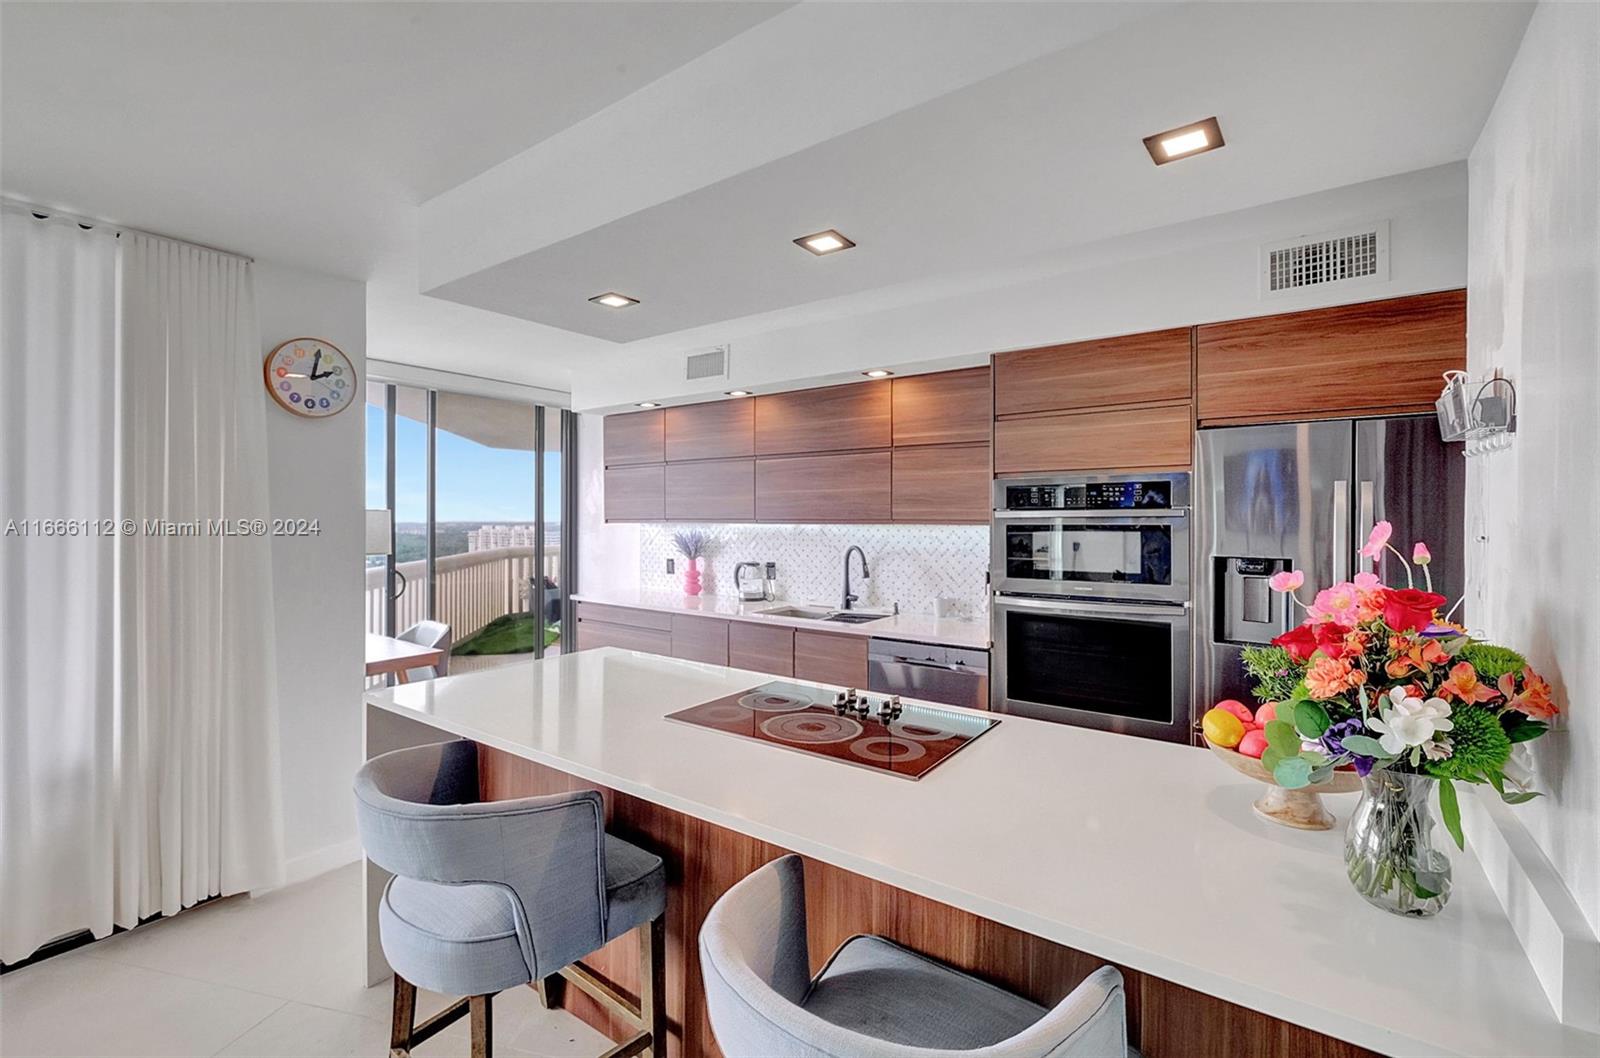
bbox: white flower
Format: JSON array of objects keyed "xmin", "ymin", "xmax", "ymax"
[
  {"xmin": 1367, "ymin": 687, "xmax": 1455, "ymax": 755},
  {"xmin": 1422, "ymin": 737, "xmax": 1454, "ymax": 762}
]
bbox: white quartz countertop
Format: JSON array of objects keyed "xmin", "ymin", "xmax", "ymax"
[
  {"xmin": 365, "ymin": 649, "xmax": 1597, "ymax": 1058},
  {"xmin": 570, "ymin": 589, "xmax": 990, "ymax": 650}
]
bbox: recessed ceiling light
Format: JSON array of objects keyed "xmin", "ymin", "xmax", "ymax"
[
  {"xmin": 725, "ymin": 390, "xmax": 752, "ymax": 397},
  {"xmin": 862, "ymin": 369, "xmax": 893, "ymax": 378},
  {"xmin": 794, "ymin": 229, "xmax": 856, "ymax": 256},
  {"xmin": 1142, "ymin": 117, "xmax": 1224, "ymax": 165},
  {"xmin": 590, "ymin": 292, "xmax": 640, "ymax": 308},
  {"xmin": 635, "ymin": 401, "xmax": 660, "ymax": 408}
]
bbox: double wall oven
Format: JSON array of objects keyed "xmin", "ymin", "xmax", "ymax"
[{"xmin": 990, "ymin": 472, "xmax": 1194, "ymax": 742}]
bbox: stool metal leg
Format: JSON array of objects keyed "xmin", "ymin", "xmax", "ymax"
[
  {"xmin": 533, "ymin": 973, "xmax": 565, "ymax": 1010},
  {"xmin": 390, "ymin": 975, "xmax": 417, "ymax": 1058},
  {"xmin": 470, "ymin": 993, "xmax": 493, "ymax": 1058},
  {"xmin": 639, "ymin": 914, "xmax": 667, "ymax": 1058}
]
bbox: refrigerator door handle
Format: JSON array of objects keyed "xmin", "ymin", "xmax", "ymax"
[
  {"xmin": 1357, "ymin": 480, "xmax": 1376, "ymax": 573},
  {"xmin": 1333, "ymin": 479, "xmax": 1350, "ymax": 584}
]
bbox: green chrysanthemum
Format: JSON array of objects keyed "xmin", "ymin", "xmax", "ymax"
[
  {"xmin": 1457, "ymin": 643, "xmax": 1527, "ymax": 682},
  {"xmin": 1427, "ymin": 705, "xmax": 1512, "ymax": 780}
]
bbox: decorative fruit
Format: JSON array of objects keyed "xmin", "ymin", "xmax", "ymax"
[
  {"xmin": 1215, "ymin": 699, "xmax": 1254, "ymax": 725},
  {"xmin": 1202, "ymin": 707, "xmax": 1246, "ymax": 748},
  {"xmin": 1255, "ymin": 701, "xmax": 1278, "ymax": 725},
  {"xmin": 1238, "ymin": 729, "xmax": 1269, "ymax": 759}
]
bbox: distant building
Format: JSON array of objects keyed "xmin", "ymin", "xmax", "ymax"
[{"xmin": 466, "ymin": 524, "xmax": 539, "ymax": 551}]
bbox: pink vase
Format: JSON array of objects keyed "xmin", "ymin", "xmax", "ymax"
[{"xmin": 683, "ymin": 558, "xmax": 702, "ymax": 596}]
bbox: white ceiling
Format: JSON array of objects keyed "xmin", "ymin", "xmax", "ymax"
[{"xmin": 2, "ymin": 2, "xmax": 1534, "ymax": 382}]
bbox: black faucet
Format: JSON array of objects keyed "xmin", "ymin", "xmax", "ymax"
[{"xmin": 840, "ymin": 545, "xmax": 870, "ymax": 610}]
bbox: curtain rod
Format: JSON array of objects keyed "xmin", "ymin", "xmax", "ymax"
[{"xmin": 2, "ymin": 197, "xmax": 255, "ymax": 263}]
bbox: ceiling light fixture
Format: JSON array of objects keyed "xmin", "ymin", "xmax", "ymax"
[
  {"xmin": 862, "ymin": 369, "xmax": 893, "ymax": 379},
  {"xmin": 794, "ymin": 229, "xmax": 856, "ymax": 256},
  {"xmin": 725, "ymin": 390, "xmax": 752, "ymax": 397},
  {"xmin": 590, "ymin": 292, "xmax": 640, "ymax": 308},
  {"xmin": 635, "ymin": 401, "xmax": 660, "ymax": 409},
  {"xmin": 1142, "ymin": 116, "xmax": 1224, "ymax": 165}
]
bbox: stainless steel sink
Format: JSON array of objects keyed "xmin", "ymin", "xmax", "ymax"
[
  {"xmin": 755, "ymin": 604, "xmax": 891, "ymax": 625},
  {"xmin": 823, "ymin": 612, "xmax": 889, "ymax": 624}
]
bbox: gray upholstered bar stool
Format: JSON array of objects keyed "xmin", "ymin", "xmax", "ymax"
[
  {"xmin": 355, "ymin": 740, "xmax": 667, "ymax": 1058},
  {"xmin": 700, "ymin": 856, "xmax": 1139, "ymax": 1058}
]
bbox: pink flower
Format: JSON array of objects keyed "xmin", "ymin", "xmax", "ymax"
[
  {"xmin": 1413, "ymin": 542, "xmax": 1432, "ymax": 565},
  {"xmin": 1353, "ymin": 571, "xmax": 1382, "ymax": 590},
  {"xmin": 1360, "ymin": 520, "xmax": 1393, "ymax": 560},
  {"xmin": 1269, "ymin": 570, "xmax": 1305, "ymax": 593},
  {"xmin": 1308, "ymin": 583, "xmax": 1362, "ymax": 625}
]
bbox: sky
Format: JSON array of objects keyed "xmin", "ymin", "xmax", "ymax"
[{"xmin": 365, "ymin": 403, "xmax": 563, "ymax": 523}]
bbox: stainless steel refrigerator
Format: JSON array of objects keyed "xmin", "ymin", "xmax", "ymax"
[{"xmin": 1194, "ymin": 414, "xmax": 1464, "ymax": 713}]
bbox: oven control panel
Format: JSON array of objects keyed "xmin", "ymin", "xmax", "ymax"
[{"xmin": 1003, "ymin": 478, "xmax": 1178, "ymax": 512}]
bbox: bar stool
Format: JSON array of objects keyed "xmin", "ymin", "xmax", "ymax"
[
  {"xmin": 699, "ymin": 855, "xmax": 1139, "ymax": 1058},
  {"xmin": 355, "ymin": 740, "xmax": 667, "ymax": 1058}
]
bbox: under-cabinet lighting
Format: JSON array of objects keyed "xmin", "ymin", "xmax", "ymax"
[
  {"xmin": 862, "ymin": 369, "xmax": 893, "ymax": 378},
  {"xmin": 635, "ymin": 401, "xmax": 660, "ymax": 409},
  {"xmin": 794, "ymin": 229, "xmax": 856, "ymax": 256},
  {"xmin": 725, "ymin": 390, "xmax": 752, "ymax": 397},
  {"xmin": 590, "ymin": 292, "xmax": 640, "ymax": 308},
  {"xmin": 1142, "ymin": 117, "xmax": 1224, "ymax": 165}
]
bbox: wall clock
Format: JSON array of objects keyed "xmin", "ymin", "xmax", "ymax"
[{"xmin": 263, "ymin": 337, "xmax": 355, "ymax": 418}]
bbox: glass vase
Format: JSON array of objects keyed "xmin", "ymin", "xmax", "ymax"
[{"xmin": 1344, "ymin": 770, "xmax": 1453, "ymax": 917}]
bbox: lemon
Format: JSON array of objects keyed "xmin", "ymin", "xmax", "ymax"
[{"xmin": 1202, "ymin": 707, "xmax": 1246, "ymax": 748}]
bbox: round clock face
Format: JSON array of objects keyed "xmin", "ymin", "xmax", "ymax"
[{"xmin": 264, "ymin": 338, "xmax": 355, "ymax": 418}]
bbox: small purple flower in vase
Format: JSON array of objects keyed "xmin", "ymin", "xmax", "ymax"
[{"xmin": 1320, "ymin": 717, "xmax": 1375, "ymax": 776}]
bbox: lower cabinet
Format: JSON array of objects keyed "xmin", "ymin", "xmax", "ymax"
[
  {"xmin": 574, "ymin": 602, "xmax": 673, "ymax": 653},
  {"xmin": 670, "ymin": 614, "xmax": 730, "ymax": 665},
  {"xmin": 728, "ymin": 623, "xmax": 795, "ymax": 677},
  {"xmin": 793, "ymin": 630, "xmax": 870, "ymax": 688}
]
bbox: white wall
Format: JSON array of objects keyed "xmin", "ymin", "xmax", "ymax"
[
  {"xmin": 255, "ymin": 260, "xmax": 368, "ymax": 882},
  {"xmin": 571, "ymin": 164, "xmax": 1469, "ymax": 411},
  {"xmin": 1466, "ymin": 0, "xmax": 1600, "ymax": 937},
  {"xmin": 574, "ymin": 412, "xmax": 640, "ymax": 600}
]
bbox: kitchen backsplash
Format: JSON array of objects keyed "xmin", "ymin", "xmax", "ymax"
[{"xmin": 639, "ymin": 524, "xmax": 989, "ymax": 619}]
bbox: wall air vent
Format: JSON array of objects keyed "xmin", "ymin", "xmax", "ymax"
[
  {"xmin": 1261, "ymin": 221, "xmax": 1389, "ymax": 297},
  {"xmin": 685, "ymin": 345, "xmax": 730, "ymax": 382}
]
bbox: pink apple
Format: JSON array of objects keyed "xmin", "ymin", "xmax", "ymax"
[
  {"xmin": 1255, "ymin": 701, "xmax": 1278, "ymax": 725},
  {"xmin": 1215, "ymin": 699, "xmax": 1254, "ymax": 725},
  {"xmin": 1238, "ymin": 729, "xmax": 1269, "ymax": 759}
]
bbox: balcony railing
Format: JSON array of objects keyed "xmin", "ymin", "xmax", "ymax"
[{"xmin": 364, "ymin": 545, "xmax": 561, "ymax": 644}]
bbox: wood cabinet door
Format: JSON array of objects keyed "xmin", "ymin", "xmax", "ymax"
[
  {"xmin": 891, "ymin": 367, "xmax": 991, "ymax": 446},
  {"xmin": 756, "ymin": 451, "xmax": 892, "ymax": 522},
  {"xmin": 1196, "ymin": 290, "xmax": 1466, "ymax": 424},
  {"xmin": 665, "ymin": 459, "xmax": 755, "ymax": 521},
  {"xmin": 793, "ymin": 630, "xmax": 869, "ymax": 688},
  {"xmin": 574, "ymin": 619, "xmax": 671, "ymax": 654},
  {"xmin": 574, "ymin": 602, "xmax": 672, "ymax": 631},
  {"xmin": 754, "ymin": 380, "xmax": 891, "ymax": 456},
  {"xmin": 664, "ymin": 400, "xmax": 754, "ymax": 461},
  {"xmin": 603, "ymin": 408, "xmax": 664, "ymax": 466},
  {"xmin": 994, "ymin": 328, "xmax": 1192, "ymax": 417},
  {"xmin": 728, "ymin": 623, "xmax": 794, "ymax": 677},
  {"xmin": 892, "ymin": 443, "xmax": 990, "ymax": 523},
  {"xmin": 994, "ymin": 404, "xmax": 1193, "ymax": 473},
  {"xmin": 670, "ymin": 614, "xmax": 729, "ymax": 665},
  {"xmin": 604, "ymin": 464, "xmax": 665, "ymax": 521}
]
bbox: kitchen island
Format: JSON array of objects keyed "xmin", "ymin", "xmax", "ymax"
[{"xmin": 363, "ymin": 648, "xmax": 1596, "ymax": 1058}]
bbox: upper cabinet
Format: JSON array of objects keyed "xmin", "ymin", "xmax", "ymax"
[
  {"xmin": 603, "ymin": 408, "xmax": 664, "ymax": 466},
  {"xmin": 664, "ymin": 400, "xmax": 754, "ymax": 461},
  {"xmin": 892, "ymin": 367, "xmax": 990, "ymax": 446},
  {"xmin": 1196, "ymin": 290, "xmax": 1466, "ymax": 425},
  {"xmin": 994, "ymin": 329, "xmax": 1192, "ymax": 417},
  {"xmin": 755, "ymin": 380, "xmax": 891, "ymax": 456}
]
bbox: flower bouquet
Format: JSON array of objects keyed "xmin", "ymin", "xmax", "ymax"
[{"xmin": 1231, "ymin": 522, "xmax": 1557, "ymax": 916}]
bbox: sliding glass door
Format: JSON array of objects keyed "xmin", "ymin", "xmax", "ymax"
[{"xmin": 364, "ymin": 384, "xmax": 573, "ymax": 674}]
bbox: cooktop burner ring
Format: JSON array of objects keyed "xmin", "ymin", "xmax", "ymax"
[
  {"xmin": 848, "ymin": 736, "xmax": 928, "ymax": 764},
  {"xmin": 759, "ymin": 713, "xmax": 864, "ymax": 745},
  {"xmin": 739, "ymin": 690, "xmax": 818, "ymax": 712},
  {"xmin": 696, "ymin": 703, "xmax": 758, "ymax": 725},
  {"xmin": 888, "ymin": 722, "xmax": 951, "ymax": 742}
]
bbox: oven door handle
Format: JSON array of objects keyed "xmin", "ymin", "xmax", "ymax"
[
  {"xmin": 992, "ymin": 510, "xmax": 1188, "ymax": 522},
  {"xmin": 993, "ymin": 595, "xmax": 1191, "ymax": 618}
]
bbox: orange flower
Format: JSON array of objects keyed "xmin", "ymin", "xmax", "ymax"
[
  {"xmin": 1386, "ymin": 636, "xmax": 1449, "ymax": 678},
  {"xmin": 1439, "ymin": 662, "xmax": 1501, "ymax": 704},
  {"xmin": 1306, "ymin": 655, "xmax": 1360, "ymax": 699},
  {"xmin": 1500, "ymin": 667, "xmax": 1559, "ymax": 720}
]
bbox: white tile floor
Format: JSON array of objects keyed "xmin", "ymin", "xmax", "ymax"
[{"xmin": 0, "ymin": 863, "xmax": 614, "ymax": 1058}]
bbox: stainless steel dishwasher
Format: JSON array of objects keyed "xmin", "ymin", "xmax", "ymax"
[{"xmin": 867, "ymin": 638, "xmax": 989, "ymax": 710}]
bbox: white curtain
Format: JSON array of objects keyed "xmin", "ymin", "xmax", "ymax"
[{"xmin": 0, "ymin": 211, "xmax": 284, "ymax": 963}]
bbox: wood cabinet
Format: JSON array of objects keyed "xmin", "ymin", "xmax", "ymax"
[
  {"xmin": 994, "ymin": 403, "xmax": 1193, "ymax": 474},
  {"xmin": 603, "ymin": 465, "xmax": 664, "ymax": 521},
  {"xmin": 670, "ymin": 614, "xmax": 730, "ymax": 665},
  {"xmin": 892, "ymin": 367, "xmax": 990, "ymax": 446},
  {"xmin": 728, "ymin": 623, "xmax": 794, "ymax": 677},
  {"xmin": 664, "ymin": 401, "xmax": 754, "ymax": 462},
  {"xmin": 754, "ymin": 380, "xmax": 891, "ymax": 456},
  {"xmin": 664, "ymin": 460, "xmax": 754, "ymax": 521},
  {"xmin": 755, "ymin": 451, "xmax": 891, "ymax": 522},
  {"xmin": 994, "ymin": 329, "xmax": 1192, "ymax": 417},
  {"xmin": 793, "ymin": 630, "xmax": 869, "ymax": 688},
  {"xmin": 1196, "ymin": 290, "xmax": 1466, "ymax": 425},
  {"xmin": 603, "ymin": 408, "xmax": 664, "ymax": 466},
  {"xmin": 892, "ymin": 443, "xmax": 990, "ymax": 523},
  {"xmin": 574, "ymin": 602, "xmax": 673, "ymax": 654}
]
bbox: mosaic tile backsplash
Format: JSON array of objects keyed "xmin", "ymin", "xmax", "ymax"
[{"xmin": 639, "ymin": 524, "xmax": 990, "ymax": 619}]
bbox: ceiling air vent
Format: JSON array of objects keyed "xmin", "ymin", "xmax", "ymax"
[
  {"xmin": 684, "ymin": 345, "xmax": 730, "ymax": 382},
  {"xmin": 1261, "ymin": 221, "xmax": 1389, "ymax": 298}
]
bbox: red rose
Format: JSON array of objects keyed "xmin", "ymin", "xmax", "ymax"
[
  {"xmin": 1272, "ymin": 624, "xmax": 1319, "ymax": 663},
  {"xmin": 1381, "ymin": 588, "xmax": 1448, "ymax": 633},
  {"xmin": 1314, "ymin": 622, "xmax": 1355, "ymax": 658}
]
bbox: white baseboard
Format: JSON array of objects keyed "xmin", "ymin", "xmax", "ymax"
[
  {"xmin": 282, "ymin": 838, "xmax": 364, "ymax": 887},
  {"xmin": 1461, "ymin": 786, "xmax": 1600, "ymax": 1031}
]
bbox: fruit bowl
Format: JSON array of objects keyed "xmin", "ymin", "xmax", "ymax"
[{"xmin": 1205, "ymin": 738, "xmax": 1363, "ymax": 831}]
